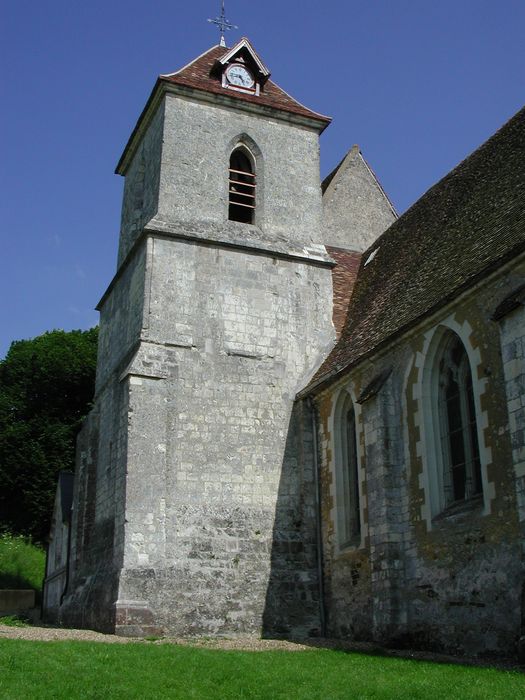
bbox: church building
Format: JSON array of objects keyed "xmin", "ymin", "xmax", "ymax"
[{"xmin": 43, "ymin": 37, "xmax": 525, "ymax": 660}]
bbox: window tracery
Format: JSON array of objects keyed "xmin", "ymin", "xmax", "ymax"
[
  {"xmin": 437, "ymin": 333, "xmax": 482, "ymax": 507},
  {"xmin": 334, "ymin": 391, "xmax": 361, "ymax": 548}
]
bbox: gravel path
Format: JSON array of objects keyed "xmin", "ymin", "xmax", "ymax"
[{"xmin": 0, "ymin": 623, "xmax": 311, "ymax": 650}]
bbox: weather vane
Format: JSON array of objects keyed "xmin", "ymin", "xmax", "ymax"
[{"xmin": 208, "ymin": 1, "xmax": 238, "ymax": 48}]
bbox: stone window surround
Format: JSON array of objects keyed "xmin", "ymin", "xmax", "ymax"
[
  {"xmin": 228, "ymin": 146, "xmax": 256, "ymax": 224},
  {"xmin": 436, "ymin": 332, "xmax": 483, "ymax": 506},
  {"xmin": 327, "ymin": 385, "xmax": 367, "ymax": 554},
  {"xmin": 226, "ymin": 134, "xmax": 263, "ymax": 227},
  {"xmin": 409, "ymin": 314, "xmax": 494, "ymax": 529}
]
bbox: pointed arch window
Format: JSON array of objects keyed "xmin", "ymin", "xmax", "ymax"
[
  {"xmin": 335, "ymin": 393, "xmax": 361, "ymax": 548},
  {"xmin": 437, "ymin": 333, "xmax": 482, "ymax": 507},
  {"xmin": 229, "ymin": 147, "xmax": 256, "ymax": 224}
]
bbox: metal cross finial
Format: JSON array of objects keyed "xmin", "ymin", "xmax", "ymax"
[{"xmin": 208, "ymin": 1, "xmax": 237, "ymax": 47}]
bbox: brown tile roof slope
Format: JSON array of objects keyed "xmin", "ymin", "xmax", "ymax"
[
  {"xmin": 313, "ymin": 106, "xmax": 525, "ymax": 388},
  {"xmin": 327, "ymin": 247, "xmax": 362, "ymax": 338},
  {"xmin": 161, "ymin": 45, "xmax": 331, "ymax": 127}
]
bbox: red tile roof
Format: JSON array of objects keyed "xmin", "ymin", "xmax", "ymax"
[
  {"xmin": 160, "ymin": 44, "xmax": 331, "ymax": 128},
  {"xmin": 326, "ymin": 247, "xmax": 362, "ymax": 338}
]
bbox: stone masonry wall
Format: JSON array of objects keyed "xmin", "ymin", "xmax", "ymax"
[
  {"xmin": 118, "ymin": 104, "xmax": 164, "ymax": 265},
  {"xmin": 146, "ymin": 94, "xmax": 325, "ymax": 255},
  {"xmin": 42, "ymin": 484, "xmax": 70, "ymax": 620},
  {"xmin": 96, "ymin": 244, "xmax": 147, "ymax": 392},
  {"xmin": 499, "ymin": 301, "xmax": 525, "ymax": 524},
  {"xmin": 316, "ymin": 262, "xmax": 524, "ymax": 658},
  {"xmin": 497, "ymin": 283, "xmax": 525, "ymax": 651},
  {"xmin": 115, "ymin": 236, "xmax": 333, "ymax": 636},
  {"xmin": 322, "ymin": 146, "xmax": 396, "ymax": 252},
  {"xmin": 64, "ymin": 78, "xmax": 335, "ymax": 636},
  {"xmin": 60, "ymin": 245, "xmax": 148, "ymax": 631},
  {"xmin": 316, "ymin": 387, "xmax": 373, "ymax": 640}
]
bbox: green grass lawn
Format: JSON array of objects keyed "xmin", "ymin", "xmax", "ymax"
[
  {"xmin": 0, "ymin": 532, "xmax": 45, "ymax": 596},
  {"xmin": 0, "ymin": 640, "xmax": 522, "ymax": 699}
]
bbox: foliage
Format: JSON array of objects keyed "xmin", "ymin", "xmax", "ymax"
[
  {"xmin": 0, "ymin": 641, "xmax": 523, "ymax": 699},
  {"xmin": 0, "ymin": 532, "xmax": 46, "ymax": 595},
  {"xmin": 0, "ymin": 328, "xmax": 98, "ymax": 543},
  {"xmin": 0, "ymin": 615, "xmax": 31, "ymax": 627}
]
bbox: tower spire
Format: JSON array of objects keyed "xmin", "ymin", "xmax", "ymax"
[{"xmin": 207, "ymin": 1, "xmax": 237, "ymax": 48}]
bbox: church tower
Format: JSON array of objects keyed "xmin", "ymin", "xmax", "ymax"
[{"xmin": 58, "ymin": 38, "xmax": 335, "ymax": 636}]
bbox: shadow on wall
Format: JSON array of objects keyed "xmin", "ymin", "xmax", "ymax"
[{"xmin": 262, "ymin": 400, "xmax": 323, "ymax": 638}]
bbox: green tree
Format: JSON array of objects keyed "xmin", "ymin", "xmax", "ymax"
[{"xmin": 0, "ymin": 328, "xmax": 98, "ymax": 543}]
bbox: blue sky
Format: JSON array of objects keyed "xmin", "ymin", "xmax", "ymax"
[{"xmin": 1, "ymin": 1, "xmax": 524, "ymax": 359}]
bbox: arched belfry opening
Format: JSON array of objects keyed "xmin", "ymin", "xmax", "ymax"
[{"xmin": 228, "ymin": 146, "xmax": 256, "ymax": 224}]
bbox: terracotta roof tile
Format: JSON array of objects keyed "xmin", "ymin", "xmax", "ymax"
[
  {"xmin": 326, "ymin": 247, "xmax": 362, "ymax": 338},
  {"xmin": 160, "ymin": 45, "xmax": 331, "ymax": 127}
]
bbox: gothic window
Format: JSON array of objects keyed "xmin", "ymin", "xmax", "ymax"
[
  {"xmin": 228, "ymin": 147, "xmax": 256, "ymax": 224},
  {"xmin": 437, "ymin": 332, "xmax": 482, "ymax": 508},
  {"xmin": 335, "ymin": 392, "xmax": 361, "ymax": 548}
]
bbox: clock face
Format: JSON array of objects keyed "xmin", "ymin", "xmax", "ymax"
[{"xmin": 225, "ymin": 64, "xmax": 255, "ymax": 89}]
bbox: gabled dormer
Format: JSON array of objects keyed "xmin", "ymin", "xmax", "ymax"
[{"xmin": 213, "ymin": 37, "xmax": 270, "ymax": 96}]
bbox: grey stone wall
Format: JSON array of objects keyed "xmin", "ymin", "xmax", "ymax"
[
  {"xmin": 498, "ymin": 294, "xmax": 525, "ymax": 654},
  {"xmin": 322, "ymin": 146, "xmax": 396, "ymax": 252},
  {"xmin": 114, "ymin": 236, "xmax": 333, "ymax": 636},
  {"xmin": 96, "ymin": 243, "xmax": 147, "ymax": 393},
  {"xmin": 42, "ymin": 483, "xmax": 70, "ymax": 620},
  {"xmin": 316, "ymin": 262, "xmax": 525, "ymax": 658},
  {"xmin": 152, "ymin": 94, "xmax": 324, "ymax": 251},
  {"xmin": 62, "ymin": 82, "xmax": 335, "ymax": 637},
  {"xmin": 60, "ymin": 246, "xmax": 146, "ymax": 631},
  {"xmin": 499, "ymin": 302, "xmax": 525, "ymax": 522},
  {"xmin": 118, "ymin": 104, "xmax": 164, "ymax": 265},
  {"xmin": 363, "ymin": 373, "xmax": 408, "ymax": 641}
]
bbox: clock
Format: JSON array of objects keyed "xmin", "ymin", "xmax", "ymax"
[{"xmin": 225, "ymin": 64, "xmax": 255, "ymax": 90}]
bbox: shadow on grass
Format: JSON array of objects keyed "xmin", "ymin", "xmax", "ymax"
[{"xmin": 272, "ymin": 636, "xmax": 525, "ymax": 673}]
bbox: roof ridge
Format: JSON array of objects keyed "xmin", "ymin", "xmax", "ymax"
[
  {"xmin": 359, "ymin": 104, "xmax": 525, "ymax": 259},
  {"xmin": 160, "ymin": 44, "xmax": 222, "ymax": 78},
  {"xmin": 268, "ymin": 78, "xmax": 332, "ymax": 125},
  {"xmin": 321, "ymin": 145, "xmax": 360, "ymax": 193},
  {"xmin": 358, "ymin": 151, "xmax": 398, "ymax": 219},
  {"xmin": 218, "ymin": 37, "xmax": 270, "ymax": 77}
]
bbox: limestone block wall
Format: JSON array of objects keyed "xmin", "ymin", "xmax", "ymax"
[
  {"xmin": 316, "ymin": 264, "xmax": 524, "ymax": 658},
  {"xmin": 59, "ymin": 247, "xmax": 148, "ymax": 631},
  {"xmin": 498, "ymin": 294, "xmax": 525, "ymax": 648},
  {"xmin": 152, "ymin": 95, "xmax": 324, "ymax": 250},
  {"xmin": 365, "ymin": 373, "xmax": 408, "ymax": 640},
  {"xmin": 96, "ymin": 244, "xmax": 147, "ymax": 393},
  {"xmin": 59, "ymin": 376, "xmax": 130, "ymax": 632},
  {"xmin": 118, "ymin": 104, "xmax": 164, "ymax": 265},
  {"xmin": 114, "ymin": 236, "xmax": 334, "ymax": 636},
  {"xmin": 317, "ymin": 370, "xmax": 408, "ymax": 641},
  {"xmin": 499, "ymin": 303, "xmax": 525, "ymax": 524},
  {"xmin": 322, "ymin": 146, "xmax": 397, "ymax": 251},
  {"xmin": 61, "ymin": 76, "xmax": 334, "ymax": 635},
  {"xmin": 317, "ymin": 387, "xmax": 373, "ymax": 639},
  {"xmin": 42, "ymin": 482, "xmax": 70, "ymax": 620}
]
